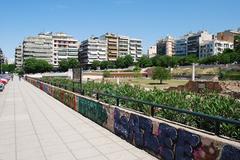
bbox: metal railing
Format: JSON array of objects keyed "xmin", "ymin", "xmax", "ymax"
[
  {"xmin": 31, "ymin": 78, "xmax": 240, "ymax": 138},
  {"xmin": 94, "ymin": 91, "xmax": 240, "ymax": 136}
]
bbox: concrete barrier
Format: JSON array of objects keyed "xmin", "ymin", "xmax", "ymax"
[{"xmin": 26, "ymin": 77, "xmax": 240, "ymax": 160}]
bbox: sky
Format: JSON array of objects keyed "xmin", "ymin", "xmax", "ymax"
[{"xmin": 0, "ymin": 0, "xmax": 240, "ymax": 59}]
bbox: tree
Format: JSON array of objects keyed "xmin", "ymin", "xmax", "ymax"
[
  {"xmin": 171, "ymin": 56, "xmax": 181, "ymax": 67},
  {"xmin": 91, "ymin": 60, "xmax": 100, "ymax": 70},
  {"xmin": 1, "ymin": 64, "xmax": 15, "ymax": 73},
  {"xmin": 160, "ymin": 56, "xmax": 172, "ymax": 67},
  {"xmin": 152, "ymin": 67, "xmax": 171, "ymax": 84},
  {"xmin": 151, "ymin": 55, "xmax": 161, "ymax": 66},
  {"xmin": 133, "ymin": 66, "xmax": 141, "ymax": 72},
  {"xmin": 16, "ymin": 68, "xmax": 24, "ymax": 76},
  {"xmin": 37, "ymin": 59, "xmax": 53, "ymax": 73},
  {"xmin": 100, "ymin": 61, "xmax": 109, "ymax": 70},
  {"xmin": 138, "ymin": 55, "xmax": 152, "ymax": 68},
  {"xmin": 59, "ymin": 58, "xmax": 79, "ymax": 72},
  {"xmin": 23, "ymin": 58, "xmax": 37, "ymax": 73},
  {"xmin": 218, "ymin": 53, "xmax": 231, "ymax": 64},
  {"xmin": 151, "ymin": 55, "xmax": 175, "ymax": 67},
  {"xmin": 108, "ymin": 61, "xmax": 116, "ymax": 69},
  {"xmin": 116, "ymin": 57, "xmax": 126, "ymax": 68},
  {"xmin": 176, "ymin": 54, "xmax": 198, "ymax": 66},
  {"xmin": 68, "ymin": 58, "xmax": 79, "ymax": 69},
  {"xmin": 59, "ymin": 59, "xmax": 69, "ymax": 72},
  {"xmin": 124, "ymin": 55, "xmax": 134, "ymax": 67},
  {"xmin": 1, "ymin": 64, "xmax": 8, "ymax": 73},
  {"xmin": 184, "ymin": 54, "xmax": 198, "ymax": 65},
  {"xmin": 23, "ymin": 58, "xmax": 53, "ymax": 73},
  {"xmin": 7, "ymin": 64, "xmax": 16, "ymax": 73},
  {"xmin": 199, "ymin": 55, "xmax": 218, "ymax": 64}
]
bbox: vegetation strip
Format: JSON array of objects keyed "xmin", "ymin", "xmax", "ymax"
[{"xmin": 41, "ymin": 77, "xmax": 240, "ymax": 140}]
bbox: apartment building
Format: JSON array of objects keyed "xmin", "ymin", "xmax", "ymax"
[
  {"xmin": 175, "ymin": 38, "xmax": 187, "ymax": 56},
  {"xmin": 100, "ymin": 33, "xmax": 143, "ymax": 62},
  {"xmin": 187, "ymin": 31, "xmax": 213, "ymax": 57},
  {"xmin": 15, "ymin": 45, "xmax": 23, "ymax": 68},
  {"xmin": 118, "ymin": 35, "xmax": 129, "ymax": 57},
  {"xmin": 147, "ymin": 45, "xmax": 157, "ymax": 58},
  {"xmin": 156, "ymin": 36, "xmax": 175, "ymax": 56},
  {"xmin": 16, "ymin": 32, "xmax": 79, "ymax": 68},
  {"xmin": 175, "ymin": 33, "xmax": 194, "ymax": 56},
  {"xmin": 22, "ymin": 33, "xmax": 53, "ymax": 63},
  {"xmin": 52, "ymin": 32, "xmax": 79, "ymax": 67},
  {"xmin": 199, "ymin": 39, "xmax": 234, "ymax": 58},
  {"xmin": 117, "ymin": 36, "xmax": 142, "ymax": 62},
  {"xmin": 217, "ymin": 29, "xmax": 240, "ymax": 43},
  {"xmin": 129, "ymin": 38, "xmax": 142, "ymax": 62},
  {"xmin": 79, "ymin": 37, "xmax": 107, "ymax": 65},
  {"xmin": 100, "ymin": 33, "xmax": 118, "ymax": 61}
]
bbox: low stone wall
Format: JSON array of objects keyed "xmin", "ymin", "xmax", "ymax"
[
  {"xmin": 168, "ymin": 81, "xmax": 240, "ymax": 99},
  {"xmin": 26, "ymin": 77, "xmax": 240, "ymax": 160},
  {"xmin": 168, "ymin": 81, "xmax": 223, "ymax": 93}
]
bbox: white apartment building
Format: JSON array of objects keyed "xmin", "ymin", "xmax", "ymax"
[
  {"xmin": 23, "ymin": 33, "xmax": 53, "ymax": 63},
  {"xmin": 15, "ymin": 45, "xmax": 23, "ymax": 68},
  {"xmin": 147, "ymin": 45, "xmax": 157, "ymax": 58},
  {"xmin": 187, "ymin": 31, "xmax": 213, "ymax": 57},
  {"xmin": 79, "ymin": 37, "xmax": 107, "ymax": 65},
  {"xmin": 52, "ymin": 32, "xmax": 79, "ymax": 67},
  {"xmin": 118, "ymin": 36, "xmax": 142, "ymax": 62},
  {"xmin": 118, "ymin": 35, "xmax": 129, "ymax": 57},
  {"xmin": 199, "ymin": 39, "xmax": 234, "ymax": 58},
  {"xmin": 129, "ymin": 38, "xmax": 142, "ymax": 62},
  {"xmin": 175, "ymin": 33, "xmax": 194, "ymax": 56},
  {"xmin": 17, "ymin": 32, "xmax": 79, "ymax": 68}
]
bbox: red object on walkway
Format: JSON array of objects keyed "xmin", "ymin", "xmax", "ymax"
[{"xmin": 0, "ymin": 79, "xmax": 8, "ymax": 85}]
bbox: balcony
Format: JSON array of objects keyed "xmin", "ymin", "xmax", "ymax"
[
  {"xmin": 88, "ymin": 51, "xmax": 98, "ymax": 55},
  {"xmin": 98, "ymin": 52, "xmax": 106, "ymax": 55},
  {"xmin": 108, "ymin": 46, "xmax": 117, "ymax": 50}
]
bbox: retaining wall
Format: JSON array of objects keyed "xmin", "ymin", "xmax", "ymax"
[
  {"xmin": 168, "ymin": 81, "xmax": 223, "ymax": 93},
  {"xmin": 26, "ymin": 78, "xmax": 240, "ymax": 160}
]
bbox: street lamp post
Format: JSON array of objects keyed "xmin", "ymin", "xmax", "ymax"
[
  {"xmin": 192, "ymin": 63, "xmax": 195, "ymax": 81},
  {"xmin": 79, "ymin": 66, "xmax": 82, "ymax": 92},
  {"xmin": 78, "ymin": 49, "xmax": 83, "ymax": 94}
]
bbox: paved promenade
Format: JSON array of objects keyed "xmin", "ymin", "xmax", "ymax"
[{"xmin": 0, "ymin": 78, "xmax": 157, "ymax": 160}]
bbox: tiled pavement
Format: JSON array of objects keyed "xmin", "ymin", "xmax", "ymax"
[{"xmin": 0, "ymin": 78, "xmax": 158, "ymax": 160}]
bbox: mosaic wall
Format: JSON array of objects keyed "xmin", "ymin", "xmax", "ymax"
[{"xmin": 26, "ymin": 78, "xmax": 240, "ymax": 160}]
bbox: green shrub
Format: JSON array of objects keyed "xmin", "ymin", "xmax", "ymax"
[
  {"xmin": 103, "ymin": 71, "xmax": 111, "ymax": 78},
  {"xmin": 219, "ymin": 70, "xmax": 240, "ymax": 80}
]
